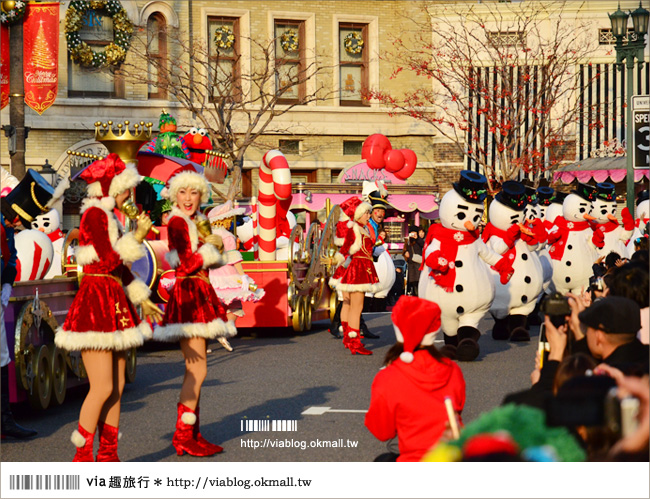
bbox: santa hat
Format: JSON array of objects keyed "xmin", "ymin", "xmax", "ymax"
[
  {"xmin": 207, "ymin": 200, "xmax": 245, "ymax": 222},
  {"xmin": 392, "ymin": 296, "xmax": 442, "ymax": 363},
  {"xmin": 340, "ymin": 196, "xmax": 372, "ymax": 222},
  {"xmin": 80, "ymin": 153, "xmax": 140, "ymax": 198},
  {"xmin": 164, "ymin": 170, "xmax": 210, "ymax": 204}
]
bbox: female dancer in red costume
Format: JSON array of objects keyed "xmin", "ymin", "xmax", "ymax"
[
  {"xmin": 154, "ymin": 171, "xmax": 236, "ymax": 457},
  {"xmin": 329, "ymin": 197, "xmax": 381, "ymax": 355},
  {"xmin": 55, "ymin": 153, "xmax": 162, "ymax": 462}
]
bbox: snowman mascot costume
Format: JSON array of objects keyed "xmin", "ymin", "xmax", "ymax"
[
  {"xmin": 31, "ymin": 209, "xmax": 66, "ymax": 279},
  {"xmin": 547, "ymin": 183, "xmax": 598, "ymax": 295},
  {"xmin": 626, "ymin": 190, "xmax": 649, "ymax": 257},
  {"xmin": 535, "ymin": 187, "xmax": 556, "ymax": 291},
  {"xmin": 419, "ymin": 171, "xmax": 512, "ymax": 361},
  {"xmin": 483, "ymin": 181, "xmax": 545, "ymax": 342},
  {"xmin": 589, "ymin": 182, "xmax": 635, "ymax": 259}
]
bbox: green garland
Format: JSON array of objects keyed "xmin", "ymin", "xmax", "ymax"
[
  {"xmin": 65, "ymin": 0, "xmax": 133, "ymax": 68},
  {"xmin": 0, "ymin": 1, "xmax": 27, "ymax": 25}
]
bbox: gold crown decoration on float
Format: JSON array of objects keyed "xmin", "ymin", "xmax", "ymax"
[{"xmin": 94, "ymin": 120, "xmax": 153, "ymax": 163}]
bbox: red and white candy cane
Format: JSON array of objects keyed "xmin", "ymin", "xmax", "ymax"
[
  {"xmin": 251, "ymin": 195, "xmax": 259, "ymax": 261},
  {"xmin": 257, "ymin": 150, "xmax": 292, "ymax": 261}
]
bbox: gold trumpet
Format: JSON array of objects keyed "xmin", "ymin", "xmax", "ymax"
[{"xmin": 120, "ymin": 199, "xmax": 160, "ymax": 235}]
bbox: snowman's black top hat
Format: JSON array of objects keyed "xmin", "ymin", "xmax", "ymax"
[
  {"xmin": 572, "ymin": 182, "xmax": 596, "ymax": 202},
  {"xmin": 595, "ymin": 182, "xmax": 616, "ymax": 202},
  {"xmin": 495, "ymin": 180, "xmax": 527, "ymax": 211},
  {"xmin": 637, "ymin": 190, "xmax": 649, "ymax": 206},
  {"xmin": 452, "ymin": 170, "xmax": 488, "ymax": 204},
  {"xmin": 537, "ymin": 186, "xmax": 555, "ymax": 206},
  {"xmin": 1, "ymin": 169, "xmax": 55, "ymax": 226},
  {"xmin": 551, "ymin": 191, "xmax": 568, "ymax": 205},
  {"xmin": 525, "ymin": 185, "xmax": 538, "ymax": 206}
]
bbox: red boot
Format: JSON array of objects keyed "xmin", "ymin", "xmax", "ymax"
[
  {"xmin": 348, "ymin": 329, "xmax": 372, "ymax": 355},
  {"xmin": 193, "ymin": 406, "xmax": 223, "ymax": 454},
  {"xmin": 342, "ymin": 323, "xmax": 352, "ymax": 349},
  {"xmin": 71, "ymin": 424, "xmax": 95, "ymax": 462},
  {"xmin": 96, "ymin": 422, "xmax": 120, "ymax": 462},
  {"xmin": 172, "ymin": 403, "xmax": 219, "ymax": 457}
]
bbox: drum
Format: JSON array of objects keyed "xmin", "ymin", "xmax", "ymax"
[
  {"xmin": 130, "ymin": 240, "xmax": 171, "ymax": 289},
  {"xmin": 157, "ymin": 269, "xmax": 177, "ymax": 303}
]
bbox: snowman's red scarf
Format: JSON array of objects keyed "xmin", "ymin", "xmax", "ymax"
[
  {"xmin": 423, "ymin": 224, "xmax": 479, "ymax": 292},
  {"xmin": 46, "ymin": 229, "xmax": 64, "ymax": 242},
  {"xmin": 481, "ymin": 222, "xmax": 518, "ymax": 265},
  {"xmin": 548, "ymin": 217, "xmax": 591, "ymax": 261},
  {"xmin": 593, "ymin": 220, "xmax": 619, "ymax": 234}
]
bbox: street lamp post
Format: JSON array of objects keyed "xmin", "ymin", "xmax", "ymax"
[{"xmin": 609, "ymin": 2, "xmax": 649, "ymax": 213}]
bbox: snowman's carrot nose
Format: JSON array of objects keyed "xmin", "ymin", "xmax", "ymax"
[{"xmin": 464, "ymin": 221, "xmax": 476, "ymax": 231}]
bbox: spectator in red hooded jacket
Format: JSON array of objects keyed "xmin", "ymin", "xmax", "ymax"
[{"xmin": 365, "ymin": 296, "xmax": 466, "ymax": 461}]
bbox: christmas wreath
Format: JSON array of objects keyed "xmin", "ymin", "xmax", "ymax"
[
  {"xmin": 214, "ymin": 26, "xmax": 235, "ymax": 50},
  {"xmin": 0, "ymin": 1, "xmax": 27, "ymax": 25},
  {"xmin": 344, "ymin": 32, "xmax": 364, "ymax": 55},
  {"xmin": 65, "ymin": 0, "xmax": 133, "ymax": 68},
  {"xmin": 280, "ymin": 28, "xmax": 299, "ymax": 53}
]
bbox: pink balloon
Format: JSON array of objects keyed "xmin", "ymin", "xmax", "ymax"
[
  {"xmin": 362, "ymin": 134, "xmax": 392, "ymax": 169},
  {"xmin": 394, "ymin": 149, "xmax": 417, "ymax": 179},
  {"xmin": 384, "ymin": 149, "xmax": 405, "ymax": 172}
]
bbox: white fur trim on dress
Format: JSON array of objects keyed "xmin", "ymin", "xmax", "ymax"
[
  {"xmin": 54, "ymin": 321, "xmax": 152, "ymax": 351},
  {"xmin": 348, "ymin": 223, "xmax": 366, "ymax": 256},
  {"xmin": 165, "ymin": 250, "xmax": 180, "ymax": 269},
  {"xmin": 75, "ymin": 245, "xmax": 99, "ymax": 266},
  {"xmin": 46, "ymin": 177, "xmax": 70, "ymax": 209},
  {"xmin": 334, "ymin": 236, "xmax": 345, "ymax": 247},
  {"xmin": 169, "ymin": 207, "xmax": 200, "ymax": 252},
  {"xmin": 114, "ymin": 232, "xmax": 146, "ymax": 264},
  {"xmin": 71, "ymin": 429, "xmax": 88, "ymax": 447},
  {"xmin": 328, "ymin": 276, "xmax": 342, "ymax": 289},
  {"xmin": 153, "ymin": 318, "xmax": 237, "ymax": 342},
  {"xmin": 166, "ymin": 171, "xmax": 210, "ymax": 204},
  {"xmin": 333, "ymin": 252, "xmax": 345, "ymax": 265},
  {"xmin": 109, "ymin": 166, "xmax": 141, "ymax": 197},
  {"xmin": 126, "ymin": 279, "xmax": 151, "ymax": 305},
  {"xmin": 198, "ymin": 243, "xmax": 225, "ymax": 269},
  {"xmin": 181, "ymin": 412, "xmax": 197, "ymax": 425},
  {"xmin": 334, "ymin": 282, "xmax": 383, "ymax": 294}
]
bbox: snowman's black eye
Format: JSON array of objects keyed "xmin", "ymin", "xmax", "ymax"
[
  {"xmin": 457, "ymin": 212, "xmax": 466, "ymax": 220},
  {"xmin": 579, "ymin": 207, "xmax": 586, "ymax": 213},
  {"xmin": 473, "ymin": 215, "xmax": 480, "ymax": 223},
  {"xmin": 43, "ymin": 221, "xmax": 50, "ymax": 227},
  {"xmin": 601, "ymin": 209, "xmax": 607, "ymax": 215}
]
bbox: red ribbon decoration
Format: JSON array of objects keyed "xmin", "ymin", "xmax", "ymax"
[
  {"xmin": 23, "ymin": 2, "xmax": 59, "ymax": 115},
  {"xmin": 0, "ymin": 23, "xmax": 9, "ymax": 110}
]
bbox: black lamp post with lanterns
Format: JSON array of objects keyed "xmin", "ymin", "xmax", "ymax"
[{"xmin": 609, "ymin": 2, "xmax": 649, "ymax": 213}]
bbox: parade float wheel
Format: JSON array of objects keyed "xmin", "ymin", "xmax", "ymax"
[
  {"xmin": 50, "ymin": 346, "xmax": 67, "ymax": 405},
  {"xmin": 28, "ymin": 345, "xmax": 53, "ymax": 410},
  {"xmin": 66, "ymin": 350, "xmax": 87, "ymax": 379},
  {"xmin": 329, "ymin": 291, "xmax": 338, "ymax": 322},
  {"xmin": 303, "ymin": 295, "xmax": 312, "ymax": 331},
  {"xmin": 125, "ymin": 347, "xmax": 137, "ymax": 384},
  {"xmin": 292, "ymin": 295, "xmax": 306, "ymax": 332},
  {"xmin": 287, "ymin": 281, "xmax": 298, "ymax": 312},
  {"xmin": 14, "ymin": 300, "xmax": 59, "ymax": 393},
  {"xmin": 310, "ymin": 276, "xmax": 325, "ymax": 308}
]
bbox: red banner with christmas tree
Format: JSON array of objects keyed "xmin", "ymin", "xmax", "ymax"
[
  {"xmin": 23, "ymin": 2, "xmax": 59, "ymax": 115},
  {"xmin": 0, "ymin": 23, "xmax": 8, "ymax": 110}
]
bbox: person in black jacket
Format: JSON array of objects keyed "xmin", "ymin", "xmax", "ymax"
[{"xmin": 403, "ymin": 226, "xmax": 424, "ymax": 296}]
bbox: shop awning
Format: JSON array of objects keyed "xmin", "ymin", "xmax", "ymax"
[
  {"xmin": 291, "ymin": 191, "xmax": 438, "ymax": 216},
  {"xmin": 553, "ymin": 157, "xmax": 650, "ymax": 184}
]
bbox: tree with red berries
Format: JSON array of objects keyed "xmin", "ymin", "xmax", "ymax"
[{"xmin": 369, "ymin": 1, "xmax": 599, "ymax": 192}]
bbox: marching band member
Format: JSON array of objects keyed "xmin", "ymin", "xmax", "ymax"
[
  {"xmin": 153, "ymin": 171, "xmax": 236, "ymax": 457},
  {"xmin": 55, "ymin": 154, "xmax": 161, "ymax": 462}
]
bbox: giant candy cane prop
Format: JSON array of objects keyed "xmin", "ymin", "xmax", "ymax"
[{"xmin": 258, "ymin": 150, "xmax": 292, "ymax": 260}]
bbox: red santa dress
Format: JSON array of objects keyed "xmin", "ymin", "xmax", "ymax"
[
  {"xmin": 330, "ymin": 221, "xmax": 381, "ymax": 293},
  {"xmin": 55, "ymin": 196, "xmax": 153, "ymax": 351},
  {"xmin": 154, "ymin": 208, "xmax": 236, "ymax": 341}
]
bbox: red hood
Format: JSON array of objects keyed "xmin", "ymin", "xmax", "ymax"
[{"xmin": 392, "ymin": 351, "xmax": 457, "ymax": 391}]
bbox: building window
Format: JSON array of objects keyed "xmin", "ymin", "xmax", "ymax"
[
  {"xmin": 343, "ymin": 140, "xmax": 363, "ymax": 155},
  {"xmin": 147, "ymin": 13, "xmax": 167, "ymax": 99},
  {"xmin": 275, "ymin": 20, "xmax": 305, "ymax": 103},
  {"xmin": 208, "ymin": 16, "xmax": 241, "ymax": 102},
  {"xmin": 279, "ymin": 139, "xmax": 301, "ymax": 155},
  {"xmin": 339, "ymin": 23, "xmax": 368, "ymax": 106},
  {"xmin": 67, "ymin": 10, "xmax": 123, "ymax": 97}
]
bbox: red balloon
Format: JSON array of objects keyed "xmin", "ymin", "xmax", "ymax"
[
  {"xmin": 384, "ymin": 149, "xmax": 405, "ymax": 172},
  {"xmin": 394, "ymin": 149, "xmax": 417, "ymax": 179},
  {"xmin": 362, "ymin": 134, "xmax": 391, "ymax": 169}
]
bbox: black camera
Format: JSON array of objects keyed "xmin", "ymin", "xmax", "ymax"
[
  {"xmin": 540, "ymin": 292, "xmax": 571, "ymax": 328},
  {"xmin": 588, "ymin": 275, "xmax": 605, "ymax": 293}
]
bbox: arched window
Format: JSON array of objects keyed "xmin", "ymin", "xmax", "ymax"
[{"xmin": 147, "ymin": 12, "xmax": 167, "ymax": 99}]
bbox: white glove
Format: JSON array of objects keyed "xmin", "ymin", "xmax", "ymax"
[
  {"xmin": 1, "ymin": 283, "xmax": 12, "ymax": 307},
  {"xmin": 240, "ymin": 274, "xmax": 253, "ymax": 291}
]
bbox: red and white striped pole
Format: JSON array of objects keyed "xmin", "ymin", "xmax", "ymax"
[
  {"xmin": 251, "ymin": 196, "xmax": 259, "ymax": 261},
  {"xmin": 257, "ymin": 150, "xmax": 292, "ymax": 261}
]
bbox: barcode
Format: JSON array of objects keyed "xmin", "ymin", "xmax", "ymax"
[
  {"xmin": 9, "ymin": 475, "xmax": 80, "ymax": 490},
  {"xmin": 240, "ymin": 419, "xmax": 298, "ymax": 432}
]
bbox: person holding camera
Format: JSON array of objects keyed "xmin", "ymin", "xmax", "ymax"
[{"xmin": 403, "ymin": 225, "xmax": 424, "ymax": 296}]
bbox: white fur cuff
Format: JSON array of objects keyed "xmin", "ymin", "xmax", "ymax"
[
  {"xmin": 71, "ymin": 429, "xmax": 88, "ymax": 447},
  {"xmin": 165, "ymin": 250, "xmax": 180, "ymax": 269},
  {"xmin": 114, "ymin": 233, "xmax": 146, "ymax": 264},
  {"xmin": 333, "ymin": 252, "xmax": 345, "ymax": 265},
  {"xmin": 181, "ymin": 412, "xmax": 197, "ymax": 425},
  {"xmin": 198, "ymin": 244, "xmax": 224, "ymax": 269},
  {"xmin": 75, "ymin": 245, "xmax": 99, "ymax": 266},
  {"xmin": 126, "ymin": 279, "xmax": 151, "ymax": 305}
]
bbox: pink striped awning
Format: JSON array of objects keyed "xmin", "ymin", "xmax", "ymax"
[{"xmin": 553, "ymin": 157, "xmax": 649, "ymax": 184}]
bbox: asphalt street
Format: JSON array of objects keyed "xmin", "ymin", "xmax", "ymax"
[{"xmin": 2, "ymin": 311, "xmax": 539, "ymax": 462}]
